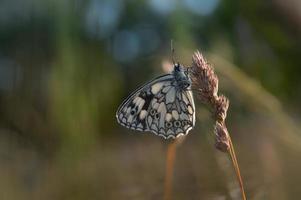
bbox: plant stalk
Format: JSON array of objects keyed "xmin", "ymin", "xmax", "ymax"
[
  {"xmin": 228, "ymin": 135, "xmax": 246, "ymax": 200},
  {"xmin": 163, "ymin": 139, "xmax": 179, "ymax": 200}
]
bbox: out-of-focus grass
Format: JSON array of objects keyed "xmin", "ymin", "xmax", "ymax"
[
  {"xmin": 209, "ymin": 53, "xmax": 301, "ymax": 152},
  {"xmin": 1, "ymin": 54, "xmax": 301, "ymax": 199},
  {"xmin": 1, "ymin": 0, "xmax": 301, "ymax": 199}
]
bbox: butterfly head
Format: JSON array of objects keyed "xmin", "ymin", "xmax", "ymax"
[{"xmin": 173, "ymin": 63, "xmax": 191, "ymax": 90}]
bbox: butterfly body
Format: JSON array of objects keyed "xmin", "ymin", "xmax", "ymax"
[
  {"xmin": 173, "ymin": 64, "xmax": 192, "ymax": 90},
  {"xmin": 116, "ymin": 63, "xmax": 195, "ymax": 139}
]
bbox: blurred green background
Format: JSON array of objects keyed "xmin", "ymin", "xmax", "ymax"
[{"xmin": 1, "ymin": 0, "xmax": 301, "ymax": 199}]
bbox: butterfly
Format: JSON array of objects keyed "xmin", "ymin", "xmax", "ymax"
[{"xmin": 116, "ymin": 63, "xmax": 195, "ymax": 139}]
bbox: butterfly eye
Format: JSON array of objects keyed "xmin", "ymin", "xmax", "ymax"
[
  {"xmin": 155, "ymin": 113, "xmax": 160, "ymax": 119},
  {"xmin": 174, "ymin": 121, "xmax": 181, "ymax": 127},
  {"xmin": 165, "ymin": 122, "xmax": 172, "ymax": 128},
  {"xmin": 130, "ymin": 110, "xmax": 136, "ymax": 115}
]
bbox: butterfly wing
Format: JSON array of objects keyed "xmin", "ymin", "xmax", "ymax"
[
  {"xmin": 116, "ymin": 74, "xmax": 195, "ymax": 139},
  {"xmin": 116, "ymin": 74, "xmax": 174, "ymax": 131},
  {"xmin": 163, "ymin": 89, "xmax": 195, "ymax": 138},
  {"xmin": 146, "ymin": 87, "xmax": 195, "ymax": 138}
]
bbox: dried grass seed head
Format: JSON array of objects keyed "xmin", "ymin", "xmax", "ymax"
[
  {"xmin": 214, "ymin": 122, "xmax": 230, "ymax": 152},
  {"xmin": 190, "ymin": 51, "xmax": 219, "ymax": 104},
  {"xmin": 214, "ymin": 95, "xmax": 229, "ymax": 123}
]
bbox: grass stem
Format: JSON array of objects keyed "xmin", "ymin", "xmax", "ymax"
[
  {"xmin": 163, "ymin": 139, "xmax": 179, "ymax": 200},
  {"xmin": 228, "ymin": 135, "xmax": 246, "ymax": 200}
]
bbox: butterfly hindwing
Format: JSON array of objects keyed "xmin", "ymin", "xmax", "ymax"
[{"xmin": 147, "ymin": 88, "xmax": 195, "ymax": 138}]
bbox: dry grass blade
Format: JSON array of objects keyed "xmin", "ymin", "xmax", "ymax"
[{"xmin": 228, "ymin": 136, "xmax": 246, "ymax": 200}]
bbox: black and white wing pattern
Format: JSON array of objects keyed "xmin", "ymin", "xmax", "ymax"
[{"xmin": 116, "ymin": 74, "xmax": 195, "ymax": 139}]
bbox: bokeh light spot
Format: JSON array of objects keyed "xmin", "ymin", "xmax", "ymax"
[
  {"xmin": 85, "ymin": 0, "xmax": 124, "ymax": 38},
  {"xmin": 183, "ymin": 0, "xmax": 220, "ymax": 16},
  {"xmin": 113, "ymin": 30, "xmax": 140, "ymax": 63}
]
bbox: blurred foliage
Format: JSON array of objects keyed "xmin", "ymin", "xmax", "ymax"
[{"xmin": 0, "ymin": 0, "xmax": 301, "ymax": 199}]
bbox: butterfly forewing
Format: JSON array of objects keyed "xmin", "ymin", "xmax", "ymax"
[
  {"xmin": 116, "ymin": 75, "xmax": 174, "ymax": 130},
  {"xmin": 116, "ymin": 70, "xmax": 195, "ymax": 139}
]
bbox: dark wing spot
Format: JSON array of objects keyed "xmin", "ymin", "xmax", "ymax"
[
  {"xmin": 150, "ymin": 109, "xmax": 156, "ymax": 116},
  {"xmin": 140, "ymin": 91, "xmax": 147, "ymax": 98},
  {"xmin": 174, "ymin": 121, "xmax": 181, "ymax": 127},
  {"xmin": 141, "ymin": 93, "xmax": 154, "ymax": 110},
  {"xmin": 166, "ymin": 122, "xmax": 172, "ymax": 128}
]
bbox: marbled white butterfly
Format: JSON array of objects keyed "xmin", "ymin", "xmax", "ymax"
[{"xmin": 116, "ymin": 63, "xmax": 195, "ymax": 139}]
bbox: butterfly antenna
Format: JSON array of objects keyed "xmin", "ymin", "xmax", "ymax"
[{"xmin": 171, "ymin": 39, "xmax": 176, "ymax": 65}]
